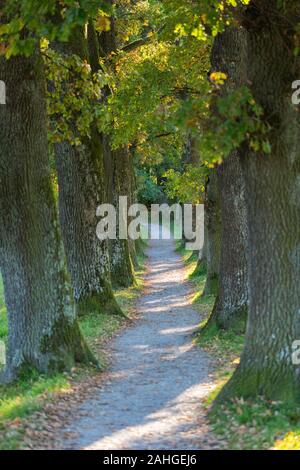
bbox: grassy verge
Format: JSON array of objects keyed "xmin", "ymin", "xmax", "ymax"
[
  {"xmin": 197, "ymin": 318, "xmax": 300, "ymax": 450},
  {"xmin": 198, "ymin": 320, "xmax": 300, "ymax": 450},
  {"xmin": 175, "ymin": 241, "xmax": 215, "ymax": 317},
  {"xmin": 207, "ymin": 395, "xmax": 300, "ymax": 450},
  {"xmin": 0, "ymin": 254, "xmax": 146, "ymax": 449}
]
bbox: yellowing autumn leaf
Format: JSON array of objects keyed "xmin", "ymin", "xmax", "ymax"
[
  {"xmin": 210, "ymin": 71, "xmax": 228, "ymax": 85},
  {"xmin": 96, "ymin": 15, "xmax": 111, "ymax": 33}
]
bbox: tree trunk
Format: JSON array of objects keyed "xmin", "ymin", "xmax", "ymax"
[
  {"xmin": 53, "ymin": 27, "xmax": 122, "ymax": 316},
  {"xmin": 216, "ymin": 1, "xmax": 300, "ymax": 403},
  {"xmin": 204, "ymin": 27, "xmax": 249, "ymax": 331},
  {"xmin": 0, "ymin": 47, "xmax": 95, "ymax": 381},
  {"xmin": 127, "ymin": 148, "xmax": 140, "ymax": 268},
  {"xmin": 203, "ymin": 170, "xmax": 221, "ymax": 296},
  {"xmin": 198, "ymin": 227, "xmax": 207, "ymax": 266},
  {"xmin": 99, "ymin": 11, "xmax": 136, "ymax": 285},
  {"xmin": 103, "ymin": 139, "xmax": 135, "ymax": 287},
  {"xmin": 207, "ymin": 152, "xmax": 248, "ymax": 332}
]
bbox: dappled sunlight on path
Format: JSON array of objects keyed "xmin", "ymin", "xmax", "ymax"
[{"xmin": 61, "ymin": 236, "xmax": 214, "ymax": 450}]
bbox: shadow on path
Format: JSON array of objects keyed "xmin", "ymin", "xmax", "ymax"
[{"xmin": 62, "ymin": 237, "xmax": 214, "ymax": 450}]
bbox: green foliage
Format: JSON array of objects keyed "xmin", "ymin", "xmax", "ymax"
[
  {"xmin": 93, "ymin": 0, "xmax": 271, "ymax": 182},
  {"xmin": 115, "ymin": 0, "xmax": 164, "ymax": 44},
  {"xmin": 45, "ymin": 46, "xmax": 107, "ymax": 145},
  {"xmin": 164, "ymin": 164, "xmax": 207, "ymax": 204},
  {"xmin": 0, "ymin": 1, "xmax": 112, "ymax": 57},
  {"xmin": 0, "ymin": 0, "xmax": 269, "ymax": 176},
  {"xmin": 164, "ymin": 0, "xmax": 250, "ymax": 42},
  {"xmin": 199, "ymin": 86, "xmax": 271, "ymax": 164},
  {"xmin": 136, "ymin": 169, "xmax": 165, "ymax": 206},
  {"xmin": 0, "ymin": 0, "xmax": 282, "ymax": 166},
  {"xmin": 103, "ymin": 37, "xmax": 209, "ymax": 148}
]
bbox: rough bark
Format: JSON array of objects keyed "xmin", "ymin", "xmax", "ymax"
[
  {"xmin": 103, "ymin": 139, "xmax": 135, "ymax": 287},
  {"xmin": 205, "ymin": 28, "xmax": 249, "ymax": 332},
  {"xmin": 217, "ymin": 1, "xmax": 300, "ymax": 403},
  {"xmin": 0, "ymin": 46, "xmax": 95, "ymax": 381},
  {"xmin": 53, "ymin": 27, "xmax": 122, "ymax": 316},
  {"xmin": 203, "ymin": 170, "xmax": 221, "ymax": 296},
  {"xmin": 207, "ymin": 153, "xmax": 248, "ymax": 332},
  {"xmin": 99, "ymin": 12, "xmax": 136, "ymax": 286}
]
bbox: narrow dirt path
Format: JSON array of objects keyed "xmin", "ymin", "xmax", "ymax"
[{"xmin": 62, "ymin": 237, "xmax": 215, "ymax": 450}]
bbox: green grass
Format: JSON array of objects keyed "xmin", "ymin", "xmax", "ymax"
[
  {"xmin": 0, "ymin": 254, "xmax": 146, "ymax": 449},
  {"xmin": 0, "ymin": 372, "xmax": 70, "ymax": 422},
  {"xmin": 196, "ymin": 320, "xmax": 245, "ymax": 359},
  {"xmin": 208, "ymin": 396, "xmax": 300, "ymax": 450},
  {"xmin": 175, "ymin": 241, "xmax": 215, "ymax": 313},
  {"xmin": 0, "ymin": 366, "xmax": 73, "ymax": 449}
]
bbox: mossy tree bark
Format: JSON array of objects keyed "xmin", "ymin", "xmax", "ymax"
[
  {"xmin": 53, "ymin": 26, "xmax": 122, "ymax": 316},
  {"xmin": 0, "ymin": 46, "xmax": 95, "ymax": 382},
  {"xmin": 205, "ymin": 28, "xmax": 249, "ymax": 332},
  {"xmin": 216, "ymin": 1, "xmax": 300, "ymax": 403}
]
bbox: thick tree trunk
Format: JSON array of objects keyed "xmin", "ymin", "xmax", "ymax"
[
  {"xmin": 53, "ymin": 28, "xmax": 122, "ymax": 316},
  {"xmin": 207, "ymin": 153, "xmax": 248, "ymax": 332},
  {"xmin": 55, "ymin": 138, "xmax": 121, "ymax": 315},
  {"xmin": 217, "ymin": 1, "xmax": 300, "ymax": 403},
  {"xmin": 204, "ymin": 27, "xmax": 249, "ymax": 331},
  {"xmin": 0, "ymin": 47, "xmax": 95, "ymax": 381},
  {"xmin": 203, "ymin": 170, "xmax": 221, "ymax": 296},
  {"xmin": 103, "ymin": 139, "xmax": 135, "ymax": 287}
]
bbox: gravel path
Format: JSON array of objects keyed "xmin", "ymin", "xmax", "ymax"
[{"xmin": 62, "ymin": 236, "xmax": 214, "ymax": 450}]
